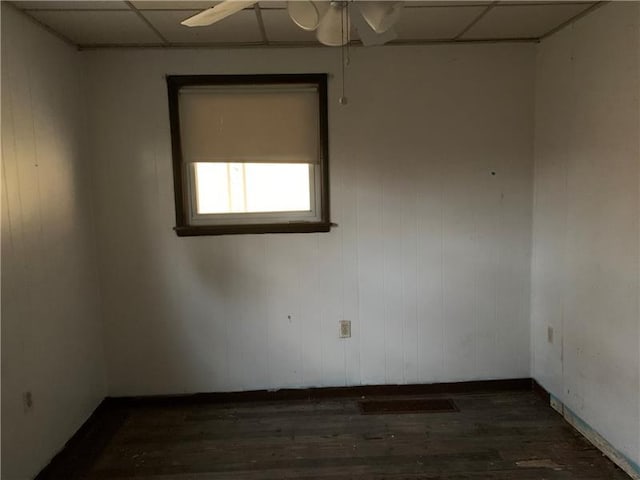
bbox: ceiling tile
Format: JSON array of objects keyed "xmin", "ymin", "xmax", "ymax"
[
  {"xmin": 261, "ymin": 3, "xmax": 490, "ymax": 43},
  {"xmin": 13, "ymin": 1, "xmax": 128, "ymax": 9},
  {"xmin": 130, "ymin": 1, "xmax": 220, "ymax": 10},
  {"xmin": 395, "ymin": 6, "xmax": 486, "ymax": 40},
  {"xmin": 27, "ymin": 10, "xmax": 162, "ymax": 44},
  {"xmin": 141, "ymin": 9, "xmax": 262, "ymax": 43},
  {"xmin": 461, "ymin": 3, "xmax": 592, "ymax": 39},
  {"xmin": 260, "ymin": 8, "xmax": 316, "ymax": 43}
]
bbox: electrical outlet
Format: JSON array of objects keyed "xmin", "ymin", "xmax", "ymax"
[
  {"xmin": 339, "ymin": 320, "xmax": 351, "ymax": 338},
  {"xmin": 547, "ymin": 326, "xmax": 554, "ymax": 344},
  {"xmin": 23, "ymin": 391, "xmax": 33, "ymax": 413}
]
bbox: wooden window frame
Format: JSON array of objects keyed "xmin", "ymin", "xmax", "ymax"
[{"xmin": 167, "ymin": 74, "xmax": 331, "ymax": 237}]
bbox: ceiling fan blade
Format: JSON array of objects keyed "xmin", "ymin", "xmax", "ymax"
[
  {"xmin": 358, "ymin": 1, "xmax": 404, "ymax": 34},
  {"xmin": 351, "ymin": 4, "xmax": 398, "ymax": 46},
  {"xmin": 181, "ymin": 0, "xmax": 258, "ymax": 27}
]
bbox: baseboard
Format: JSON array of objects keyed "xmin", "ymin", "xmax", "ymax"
[
  {"xmin": 34, "ymin": 398, "xmax": 129, "ymax": 480},
  {"xmin": 108, "ymin": 378, "xmax": 533, "ymax": 407},
  {"xmin": 562, "ymin": 404, "xmax": 640, "ymax": 480},
  {"xmin": 531, "ymin": 378, "xmax": 551, "ymax": 403},
  {"xmin": 533, "ymin": 381, "xmax": 640, "ymax": 480}
]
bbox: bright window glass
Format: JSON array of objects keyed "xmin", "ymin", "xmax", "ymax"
[{"xmin": 194, "ymin": 162, "xmax": 312, "ymax": 215}]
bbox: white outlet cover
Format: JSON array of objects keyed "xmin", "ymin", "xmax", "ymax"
[{"xmin": 339, "ymin": 320, "xmax": 351, "ymax": 338}]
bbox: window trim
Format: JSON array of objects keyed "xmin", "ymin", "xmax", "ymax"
[{"xmin": 167, "ymin": 74, "xmax": 330, "ymax": 237}]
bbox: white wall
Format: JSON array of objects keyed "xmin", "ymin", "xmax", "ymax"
[
  {"xmin": 5, "ymin": 2, "xmax": 640, "ymax": 476},
  {"xmin": 84, "ymin": 43, "xmax": 535, "ymax": 396},
  {"xmin": 1, "ymin": 5, "xmax": 107, "ymax": 479},
  {"xmin": 531, "ymin": 1, "xmax": 640, "ymax": 468}
]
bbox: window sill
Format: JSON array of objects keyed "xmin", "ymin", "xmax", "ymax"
[{"xmin": 174, "ymin": 222, "xmax": 333, "ymax": 237}]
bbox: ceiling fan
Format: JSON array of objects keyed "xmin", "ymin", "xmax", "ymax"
[{"xmin": 181, "ymin": 1, "xmax": 405, "ymax": 47}]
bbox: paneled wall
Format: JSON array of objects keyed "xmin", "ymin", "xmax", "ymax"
[
  {"xmin": 84, "ymin": 44, "xmax": 536, "ymax": 396},
  {"xmin": 1, "ymin": 5, "xmax": 107, "ymax": 480},
  {"xmin": 531, "ymin": 2, "xmax": 640, "ymax": 468},
  {"xmin": 6, "ymin": 3, "xmax": 640, "ymax": 478}
]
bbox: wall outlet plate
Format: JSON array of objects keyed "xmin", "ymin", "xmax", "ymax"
[{"xmin": 339, "ymin": 320, "xmax": 351, "ymax": 338}]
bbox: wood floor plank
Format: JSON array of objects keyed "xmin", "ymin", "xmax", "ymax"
[{"xmin": 37, "ymin": 390, "xmax": 630, "ymax": 479}]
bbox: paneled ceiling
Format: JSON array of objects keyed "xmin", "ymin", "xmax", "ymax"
[{"xmin": 11, "ymin": 0, "xmax": 602, "ymax": 48}]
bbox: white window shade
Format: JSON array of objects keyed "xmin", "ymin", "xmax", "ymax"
[{"xmin": 178, "ymin": 86, "xmax": 320, "ymax": 164}]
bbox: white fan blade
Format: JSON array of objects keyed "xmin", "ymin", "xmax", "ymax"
[
  {"xmin": 358, "ymin": 1, "xmax": 404, "ymax": 34},
  {"xmin": 351, "ymin": 4, "xmax": 398, "ymax": 46},
  {"xmin": 181, "ymin": 0, "xmax": 258, "ymax": 27}
]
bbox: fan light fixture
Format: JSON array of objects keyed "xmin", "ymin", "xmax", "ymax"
[
  {"xmin": 181, "ymin": 1, "xmax": 404, "ymax": 48},
  {"xmin": 288, "ymin": 1, "xmax": 321, "ymax": 31},
  {"xmin": 315, "ymin": 2, "xmax": 349, "ymax": 47}
]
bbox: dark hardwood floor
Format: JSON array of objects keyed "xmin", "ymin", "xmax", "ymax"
[{"xmin": 40, "ymin": 389, "xmax": 629, "ymax": 479}]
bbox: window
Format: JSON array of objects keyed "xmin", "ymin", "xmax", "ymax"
[{"xmin": 167, "ymin": 74, "xmax": 330, "ymax": 236}]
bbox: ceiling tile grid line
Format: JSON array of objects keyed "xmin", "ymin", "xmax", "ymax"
[
  {"xmin": 24, "ymin": 9, "xmax": 164, "ymax": 44},
  {"xmin": 254, "ymin": 3, "xmax": 270, "ymax": 44},
  {"xmin": 460, "ymin": 1, "xmax": 597, "ymax": 39},
  {"xmin": 11, "ymin": 0, "xmax": 130, "ymax": 10},
  {"xmin": 454, "ymin": 1, "xmax": 498, "ymax": 39},
  {"xmin": 8, "ymin": 0, "xmax": 602, "ymax": 48},
  {"xmin": 8, "ymin": 2, "xmax": 78, "ymax": 46},
  {"xmin": 539, "ymin": 0, "xmax": 605, "ymax": 39},
  {"xmin": 140, "ymin": 9, "xmax": 263, "ymax": 43},
  {"xmin": 125, "ymin": 0, "xmax": 170, "ymax": 44},
  {"xmin": 394, "ymin": 5, "xmax": 487, "ymax": 41}
]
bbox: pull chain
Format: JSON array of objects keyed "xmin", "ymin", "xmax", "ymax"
[{"xmin": 339, "ymin": 2, "xmax": 349, "ymax": 105}]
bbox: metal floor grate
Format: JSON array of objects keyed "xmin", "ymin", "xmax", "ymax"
[{"xmin": 358, "ymin": 398, "xmax": 458, "ymax": 415}]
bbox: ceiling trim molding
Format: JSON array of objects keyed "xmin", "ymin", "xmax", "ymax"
[{"xmin": 76, "ymin": 37, "xmax": 538, "ymax": 51}]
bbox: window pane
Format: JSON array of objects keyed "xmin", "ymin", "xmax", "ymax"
[{"xmin": 194, "ymin": 163, "xmax": 311, "ymax": 215}]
